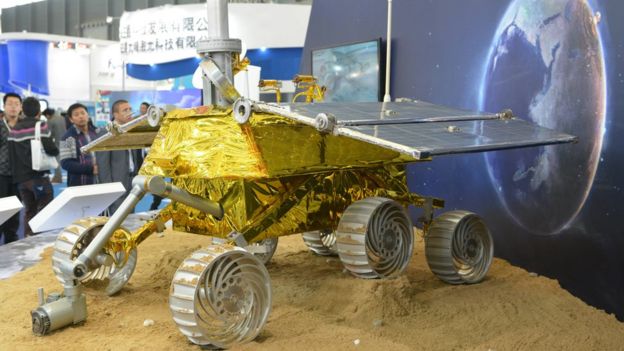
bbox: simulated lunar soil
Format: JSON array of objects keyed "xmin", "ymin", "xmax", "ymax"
[{"xmin": 1, "ymin": 230, "xmax": 623, "ymax": 350}]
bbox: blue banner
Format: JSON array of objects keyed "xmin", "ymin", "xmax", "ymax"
[{"xmin": 6, "ymin": 40, "xmax": 49, "ymax": 95}]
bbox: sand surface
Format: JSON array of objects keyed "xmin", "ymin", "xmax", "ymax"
[{"xmin": 1, "ymin": 230, "xmax": 623, "ymax": 351}]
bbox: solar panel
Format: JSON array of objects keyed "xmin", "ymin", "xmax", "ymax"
[
  {"xmin": 82, "ymin": 100, "xmax": 576, "ymax": 161},
  {"xmin": 82, "ymin": 119, "xmax": 158, "ymax": 153},
  {"xmin": 279, "ymin": 101, "xmax": 576, "ymax": 159}
]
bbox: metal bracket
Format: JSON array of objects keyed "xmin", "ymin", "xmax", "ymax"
[
  {"xmin": 418, "ymin": 197, "xmax": 435, "ymax": 227},
  {"xmin": 227, "ymin": 231, "xmax": 248, "ymax": 248},
  {"xmin": 199, "ymin": 58, "xmax": 241, "ymax": 104},
  {"xmin": 498, "ymin": 109, "xmax": 514, "ymax": 120},
  {"xmin": 196, "ymin": 38, "xmax": 242, "ymax": 54}
]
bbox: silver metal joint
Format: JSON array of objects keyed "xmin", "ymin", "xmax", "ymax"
[
  {"xmin": 106, "ymin": 121, "xmax": 123, "ymax": 135},
  {"xmin": 146, "ymin": 105, "xmax": 165, "ymax": 127},
  {"xmin": 72, "ymin": 260, "xmax": 88, "ymax": 279},
  {"xmin": 95, "ymin": 253, "xmax": 113, "ymax": 266},
  {"xmin": 233, "ymin": 98, "xmax": 252, "ymax": 124},
  {"xmin": 315, "ymin": 113, "xmax": 337, "ymax": 133},
  {"xmin": 447, "ymin": 125, "xmax": 461, "ymax": 133},
  {"xmin": 498, "ymin": 109, "xmax": 514, "ymax": 120}
]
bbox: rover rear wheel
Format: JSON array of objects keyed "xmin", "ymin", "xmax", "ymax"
[
  {"xmin": 169, "ymin": 244, "xmax": 271, "ymax": 348},
  {"xmin": 302, "ymin": 230, "xmax": 338, "ymax": 256},
  {"xmin": 51, "ymin": 216, "xmax": 137, "ymax": 295},
  {"xmin": 425, "ymin": 210, "xmax": 493, "ymax": 284},
  {"xmin": 336, "ymin": 197, "xmax": 414, "ymax": 279}
]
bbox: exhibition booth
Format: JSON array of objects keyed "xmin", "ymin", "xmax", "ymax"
[{"xmin": 0, "ymin": 2, "xmax": 310, "ymax": 119}]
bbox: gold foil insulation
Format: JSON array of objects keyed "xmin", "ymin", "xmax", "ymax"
[
  {"xmin": 141, "ymin": 106, "xmax": 414, "ymax": 179},
  {"xmin": 140, "ymin": 107, "xmax": 440, "ymax": 243}
]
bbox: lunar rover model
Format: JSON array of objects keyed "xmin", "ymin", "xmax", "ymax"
[{"xmin": 30, "ymin": 1, "xmax": 576, "ymax": 348}]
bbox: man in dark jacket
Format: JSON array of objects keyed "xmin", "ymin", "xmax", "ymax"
[
  {"xmin": 60, "ymin": 103, "xmax": 103, "ymax": 186},
  {"xmin": 0, "ymin": 93, "xmax": 22, "ymax": 243},
  {"xmin": 98, "ymin": 99, "xmax": 143, "ymax": 214},
  {"xmin": 8, "ymin": 97, "xmax": 59, "ymax": 237}
]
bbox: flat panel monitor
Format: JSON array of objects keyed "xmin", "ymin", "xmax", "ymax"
[{"xmin": 312, "ymin": 39, "xmax": 382, "ymax": 102}]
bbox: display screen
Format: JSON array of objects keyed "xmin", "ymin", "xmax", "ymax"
[{"xmin": 312, "ymin": 39, "xmax": 381, "ymax": 102}]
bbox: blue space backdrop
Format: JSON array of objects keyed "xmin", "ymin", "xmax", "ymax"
[{"xmin": 302, "ymin": 0, "xmax": 624, "ymax": 319}]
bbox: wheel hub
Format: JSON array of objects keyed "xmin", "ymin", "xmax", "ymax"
[
  {"xmin": 382, "ymin": 228, "xmax": 398, "ymax": 253},
  {"xmin": 220, "ymin": 283, "xmax": 247, "ymax": 314},
  {"xmin": 465, "ymin": 238, "xmax": 479, "ymax": 259}
]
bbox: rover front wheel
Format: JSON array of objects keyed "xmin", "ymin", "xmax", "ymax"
[
  {"xmin": 51, "ymin": 216, "xmax": 137, "ymax": 295},
  {"xmin": 169, "ymin": 244, "xmax": 271, "ymax": 348}
]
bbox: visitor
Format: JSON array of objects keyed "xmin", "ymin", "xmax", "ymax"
[
  {"xmin": 98, "ymin": 99, "xmax": 143, "ymax": 214},
  {"xmin": 7, "ymin": 97, "xmax": 58, "ymax": 237},
  {"xmin": 60, "ymin": 103, "xmax": 102, "ymax": 186},
  {"xmin": 0, "ymin": 93, "xmax": 22, "ymax": 243}
]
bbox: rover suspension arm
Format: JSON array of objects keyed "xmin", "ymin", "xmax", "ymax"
[{"xmin": 66, "ymin": 176, "xmax": 223, "ymax": 280}]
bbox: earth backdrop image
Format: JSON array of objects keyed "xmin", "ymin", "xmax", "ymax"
[{"xmin": 480, "ymin": 0, "xmax": 606, "ymax": 235}]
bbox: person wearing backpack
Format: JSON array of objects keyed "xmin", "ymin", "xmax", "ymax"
[{"xmin": 7, "ymin": 97, "xmax": 58, "ymax": 237}]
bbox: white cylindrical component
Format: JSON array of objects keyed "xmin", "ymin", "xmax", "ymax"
[
  {"xmin": 37, "ymin": 288, "xmax": 45, "ymax": 306},
  {"xmin": 206, "ymin": 0, "xmax": 229, "ymax": 39},
  {"xmin": 72, "ymin": 186, "xmax": 145, "ymax": 278},
  {"xmin": 383, "ymin": 0, "xmax": 393, "ymax": 102},
  {"xmin": 136, "ymin": 175, "xmax": 224, "ymax": 219}
]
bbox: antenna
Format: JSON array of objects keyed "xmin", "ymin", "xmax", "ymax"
[{"xmin": 383, "ymin": 0, "xmax": 393, "ymax": 103}]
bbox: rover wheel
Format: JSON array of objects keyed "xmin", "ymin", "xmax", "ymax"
[
  {"xmin": 245, "ymin": 237, "xmax": 278, "ymax": 265},
  {"xmin": 169, "ymin": 244, "xmax": 271, "ymax": 348},
  {"xmin": 336, "ymin": 197, "xmax": 413, "ymax": 279},
  {"xmin": 425, "ymin": 210, "xmax": 493, "ymax": 284},
  {"xmin": 302, "ymin": 230, "xmax": 337, "ymax": 256},
  {"xmin": 51, "ymin": 216, "xmax": 137, "ymax": 295}
]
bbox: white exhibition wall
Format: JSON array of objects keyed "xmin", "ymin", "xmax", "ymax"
[
  {"xmin": 120, "ymin": 3, "xmax": 311, "ymax": 65},
  {"xmin": 39, "ymin": 43, "xmax": 153, "ymax": 110},
  {"xmin": 47, "ymin": 47, "xmax": 90, "ymax": 108},
  {"xmin": 89, "ymin": 43, "xmax": 156, "ymax": 100},
  {"xmin": 229, "ymin": 3, "xmax": 310, "ymax": 50}
]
